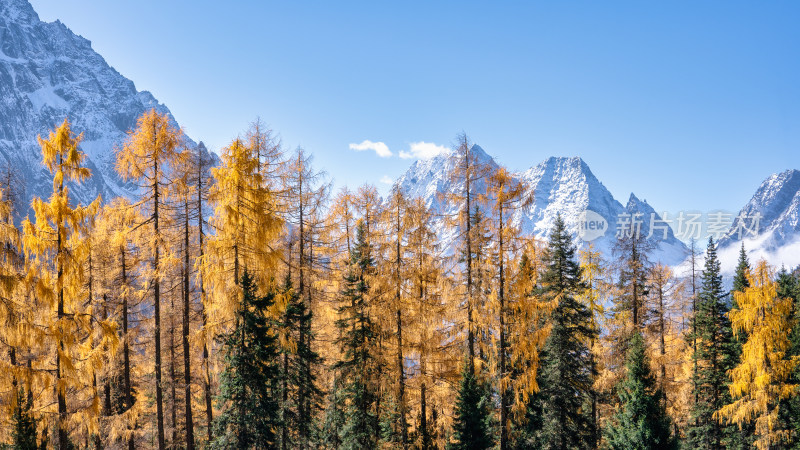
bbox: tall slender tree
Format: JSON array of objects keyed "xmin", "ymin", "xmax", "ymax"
[
  {"xmin": 728, "ymin": 243, "xmax": 755, "ymax": 449},
  {"xmin": 449, "ymin": 360, "xmax": 493, "ymax": 450},
  {"xmin": 578, "ymin": 243, "xmax": 607, "ymax": 448},
  {"xmin": 604, "ymin": 331, "xmax": 677, "ymax": 450},
  {"xmin": 485, "ymin": 166, "xmax": 532, "ymax": 449},
  {"xmin": 383, "ymin": 186, "xmax": 410, "ymax": 447},
  {"xmin": 168, "ymin": 143, "xmax": 197, "ymax": 450},
  {"xmin": 98, "ymin": 198, "xmax": 142, "ymax": 449},
  {"xmin": 281, "ymin": 147, "xmax": 327, "ymax": 449},
  {"xmin": 613, "ymin": 230, "xmax": 653, "ymax": 332},
  {"xmin": 335, "ymin": 221, "xmax": 380, "ymax": 449},
  {"xmin": 191, "ymin": 142, "xmax": 215, "ymax": 442},
  {"xmin": 211, "ymin": 270, "xmax": 282, "ymax": 449},
  {"xmin": 444, "ymin": 133, "xmax": 493, "ymax": 373},
  {"xmin": 203, "ymin": 135, "xmax": 283, "ymax": 333},
  {"xmin": 116, "ymin": 109, "xmax": 185, "ymax": 450},
  {"xmin": 687, "ymin": 237, "xmax": 737, "ymax": 449},
  {"xmin": 716, "ymin": 261, "xmax": 798, "ymax": 450},
  {"xmin": 531, "ymin": 214, "xmax": 595, "ymax": 449},
  {"xmin": 406, "ymin": 197, "xmax": 451, "ymax": 450},
  {"xmin": 22, "ymin": 118, "xmax": 102, "ymax": 448}
]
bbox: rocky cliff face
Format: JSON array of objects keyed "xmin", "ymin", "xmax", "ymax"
[{"xmin": 0, "ymin": 0, "xmax": 205, "ymax": 210}]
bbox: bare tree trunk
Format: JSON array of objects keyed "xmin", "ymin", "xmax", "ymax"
[
  {"xmin": 498, "ymin": 207, "xmax": 508, "ymax": 450},
  {"xmin": 170, "ymin": 293, "xmax": 178, "ymax": 447},
  {"xmin": 154, "ymin": 153, "xmax": 165, "ymax": 450},
  {"xmin": 394, "ymin": 201, "xmax": 408, "ymax": 448},
  {"xmin": 183, "ymin": 203, "xmax": 195, "ymax": 450},
  {"xmin": 196, "ymin": 153, "xmax": 213, "ymax": 442},
  {"xmin": 297, "ymin": 166, "xmax": 308, "ymax": 449},
  {"xmin": 102, "ymin": 293, "xmax": 112, "ymax": 417},
  {"xmin": 121, "ymin": 246, "xmax": 135, "ymax": 450},
  {"xmin": 464, "ymin": 141, "xmax": 475, "ymax": 373},
  {"xmin": 56, "ymin": 152, "xmax": 68, "ymax": 450}
]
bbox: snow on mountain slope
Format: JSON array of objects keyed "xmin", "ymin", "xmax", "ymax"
[
  {"xmin": 0, "ymin": 0, "xmax": 210, "ymax": 210},
  {"xmin": 395, "ymin": 148, "xmax": 689, "ymax": 265},
  {"xmin": 717, "ymin": 169, "xmax": 800, "ymax": 272}
]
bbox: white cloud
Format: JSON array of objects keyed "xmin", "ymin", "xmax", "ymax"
[
  {"xmin": 349, "ymin": 140, "xmax": 392, "ymax": 158},
  {"xmin": 379, "ymin": 175, "xmax": 393, "ymax": 185},
  {"xmin": 399, "ymin": 141, "xmax": 449, "ymax": 159}
]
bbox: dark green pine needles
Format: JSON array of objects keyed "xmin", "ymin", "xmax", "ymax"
[
  {"xmin": 525, "ymin": 213, "xmax": 596, "ymax": 449},
  {"xmin": 448, "ymin": 360, "xmax": 494, "ymax": 450},
  {"xmin": 211, "ymin": 270, "xmax": 282, "ymax": 449},
  {"xmin": 604, "ymin": 331, "xmax": 677, "ymax": 450},
  {"xmin": 687, "ymin": 237, "xmax": 738, "ymax": 449}
]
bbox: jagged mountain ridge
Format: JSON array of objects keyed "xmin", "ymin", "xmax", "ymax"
[
  {"xmin": 715, "ymin": 168, "xmax": 800, "ymax": 272},
  {"xmin": 719, "ymin": 169, "xmax": 800, "ymax": 251},
  {"xmin": 7, "ymin": 0, "xmax": 797, "ymax": 273},
  {"xmin": 395, "ymin": 147, "xmax": 689, "ymax": 265},
  {"xmin": 0, "ymin": 0, "xmax": 209, "ymax": 210}
]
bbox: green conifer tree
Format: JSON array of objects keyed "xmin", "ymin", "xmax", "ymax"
[
  {"xmin": 732, "ymin": 243, "xmax": 751, "ymax": 294},
  {"xmin": 211, "ymin": 270, "xmax": 282, "ymax": 449},
  {"xmin": 11, "ymin": 388, "xmax": 38, "ymax": 450},
  {"xmin": 777, "ymin": 267, "xmax": 800, "ymax": 448},
  {"xmin": 604, "ymin": 331, "xmax": 677, "ymax": 450},
  {"xmin": 320, "ymin": 377, "xmax": 346, "ymax": 449},
  {"xmin": 335, "ymin": 221, "xmax": 380, "ymax": 450},
  {"xmin": 277, "ymin": 276, "xmax": 323, "ymax": 450},
  {"xmin": 448, "ymin": 360, "xmax": 494, "ymax": 450},
  {"xmin": 529, "ymin": 214, "xmax": 595, "ymax": 449},
  {"xmin": 687, "ymin": 237, "xmax": 738, "ymax": 449}
]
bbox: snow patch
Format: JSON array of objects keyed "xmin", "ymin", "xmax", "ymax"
[{"xmin": 26, "ymin": 85, "xmax": 69, "ymax": 111}]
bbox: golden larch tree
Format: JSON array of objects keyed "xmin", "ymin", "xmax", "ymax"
[
  {"xmin": 715, "ymin": 260, "xmax": 798, "ymax": 449},
  {"xmin": 115, "ymin": 109, "xmax": 185, "ymax": 450},
  {"xmin": 485, "ymin": 166, "xmax": 533, "ymax": 449},
  {"xmin": 443, "ymin": 133, "xmax": 493, "ymax": 372},
  {"xmin": 22, "ymin": 118, "xmax": 103, "ymax": 448},
  {"xmin": 203, "ymin": 136, "xmax": 283, "ymax": 333}
]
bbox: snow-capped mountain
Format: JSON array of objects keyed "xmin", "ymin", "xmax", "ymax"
[
  {"xmin": 717, "ymin": 169, "xmax": 800, "ymax": 271},
  {"xmin": 0, "ymin": 0, "xmax": 207, "ymax": 210},
  {"xmin": 395, "ymin": 148, "xmax": 689, "ymax": 265}
]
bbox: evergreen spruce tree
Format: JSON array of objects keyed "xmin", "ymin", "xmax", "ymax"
[
  {"xmin": 448, "ymin": 360, "xmax": 493, "ymax": 450},
  {"xmin": 777, "ymin": 267, "xmax": 800, "ymax": 449},
  {"xmin": 278, "ymin": 276, "xmax": 323, "ymax": 449},
  {"xmin": 529, "ymin": 214, "xmax": 595, "ymax": 449},
  {"xmin": 320, "ymin": 376, "xmax": 346, "ymax": 449},
  {"xmin": 613, "ymin": 228, "xmax": 653, "ymax": 331},
  {"xmin": 687, "ymin": 237, "xmax": 738, "ymax": 449},
  {"xmin": 379, "ymin": 391, "xmax": 402, "ymax": 446},
  {"xmin": 604, "ymin": 331, "xmax": 677, "ymax": 450},
  {"xmin": 11, "ymin": 388, "xmax": 38, "ymax": 450},
  {"xmin": 211, "ymin": 270, "xmax": 282, "ymax": 449},
  {"xmin": 335, "ymin": 221, "xmax": 380, "ymax": 449},
  {"xmin": 731, "ymin": 243, "xmax": 751, "ymax": 294}
]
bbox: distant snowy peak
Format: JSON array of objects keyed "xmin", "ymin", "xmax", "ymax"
[
  {"xmin": 395, "ymin": 144, "xmax": 497, "ymax": 214},
  {"xmin": 720, "ymin": 169, "xmax": 800, "ymax": 251},
  {"xmin": 624, "ymin": 193, "xmax": 678, "ymax": 241},
  {"xmin": 517, "ymin": 156, "xmax": 619, "ymax": 229},
  {"xmin": 0, "ymin": 0, "xmax": 207, "ymax": 210},
  {"xmin": 395, "ymin": 149, "xmax": 688, "ymax": 265}
]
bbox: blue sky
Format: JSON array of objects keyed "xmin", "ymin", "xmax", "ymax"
[{"xmin": 29, "ymin": 0, "xmax": 800, "ymax": 214}]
